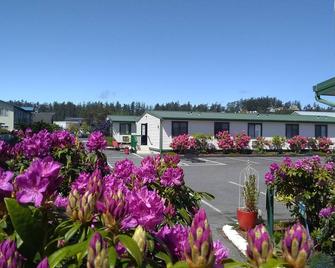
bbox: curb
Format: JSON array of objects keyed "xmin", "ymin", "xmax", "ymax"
[{"xmin": 222, "ymin": 225, "xmax": 247, "ymax": 256}]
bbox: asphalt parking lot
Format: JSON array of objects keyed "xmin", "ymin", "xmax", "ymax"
[{"xmin": 104, "ymin": 150, "xmax": 306, "ymax": 260}]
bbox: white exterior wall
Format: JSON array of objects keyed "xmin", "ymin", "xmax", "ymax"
[
  {"xmin": 112, "ymin": 122, "xmax": 136, "ymax": 143},
  {"xmin": 0, "ymin": 103, "xmax": 14, "ymax": 131},
  {"xmin": 159, "ymin": 119, "xmax": 335, "ymax": 151},
  {"xmin": 136, "ymin": 113, "xmax": 161, "ymax": 149}
]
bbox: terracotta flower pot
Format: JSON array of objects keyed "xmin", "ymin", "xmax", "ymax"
[{"xmin": 237, "ymin": 208, "xmax": 258, "ymax": 231}]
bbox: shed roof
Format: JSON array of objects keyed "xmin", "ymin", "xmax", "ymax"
[
  {"xmin": 107, "ymin": 115, "xmax": 139, "ymax": 122},
  {"xmin": 146, "ymin": 110, "xmax": 335, "ymax": 123}
]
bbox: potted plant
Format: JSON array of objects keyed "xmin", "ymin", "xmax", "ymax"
[{"xmin": 237, "ymin": 174, "xmax": 259, "ymax": 230}]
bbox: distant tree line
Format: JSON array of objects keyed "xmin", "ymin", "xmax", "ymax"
[{"xmin": 8, "ymin": 97, "xmax": 334, "ymax": 125}]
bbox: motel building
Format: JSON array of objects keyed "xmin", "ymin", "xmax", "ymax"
[{"xmin": 108, "ymin": 110, "xmax": 335, "ymax": 153}]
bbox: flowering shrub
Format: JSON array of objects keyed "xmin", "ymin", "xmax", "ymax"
[
  {"xmin": 271, "ymin": 135, "xmax": 286, "ymax": 152},
  {"xmin": 170, "ymin": 134, "xmax": 196, "ymax": 153},
  {"xmin": 0, "ymin": 128, "xmax": 232, "ymax": 267},
  {"xmin": 253, "ymin": 136, "xmax": 271, "ymax": 153},
  {"xmin": 287, "ymin": 135, "xmax": 308, "ymax": 152},
  {"xmin": 192, "ymin": 133, "xmax": 212, "ymax": 153},
  {"xmin": 216, "ymin": 131, "xmax": 234, "ymax": 152},
  {"xmin": 265, "ymin": 156, "xmax": 335, "ymax": 231},
  {"xmin": 234, "ymin": 132, "xmax": 251, "ymax": 152},
  {"xmin": 317, "ymin": 137, "xmax": 333, "ymax": 153}
]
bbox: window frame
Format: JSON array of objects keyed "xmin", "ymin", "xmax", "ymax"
[
  {"xmin": 315, "ymin": 124, "xmax": 328, "ymax": 138},
  {"xmin": 214, "ymin": 122, "xmax": 230, "ymax": 136},
  {"xmin": 248, "ymin": 123, "xmax": 263, "ymax": 138},
  {"xmin": 119, "ymin": 122, "xmax": 132, "ymax": 135},
  {"xmin": 285, "ymin": 124, "xmax": 299, "ymax": 138},
  {"xmin": 171, "ymin": 121, "xmax": 189, "ymax": 137}
]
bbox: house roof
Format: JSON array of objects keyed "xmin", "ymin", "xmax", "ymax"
[
  {"xmin": 292, "ymin": 111, "xmax": 335, "ymax": 117},
  {"xmin": 146, "ymin": 110, "xmax": 335, "ymax": 123},
  {"xmin": 107, "ymin": 115, "xmax": 139, "ymax": 122}
]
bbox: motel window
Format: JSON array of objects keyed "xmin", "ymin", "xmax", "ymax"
[
  {"xmin": 172, "ymin": 121, "xmax": 188, "ymax": 137},
  {"xmin": 0, "ymin": 109, "xmax": 8, "ymax": 117},
  {"xmin": 286, "ymin": 124, "xmax": 299, "ymax": 138},
  {"xmin": 214, "ymin": 122, "xmax": 230, "ymax": 136},
  {"xmin": 120, "ymin": 123, "xmax": 131, "ymax": 135},
  {"xmin": 315, "ymin": 125, "xmax": 328, "ymax": 138},
  {"xmin": 248, "ymin": 123, "xmax": 262, "ymax": 138}
]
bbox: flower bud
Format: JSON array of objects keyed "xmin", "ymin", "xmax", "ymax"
[
  {"xmin": 132, "ymin": 225, "xmax": 146, "ymax": 254},
  {"xmin": 246, "ymin": 224, "xmax": 273, "ymax": 267},
  {"xmin": 37, "ymin": 257, "xmax": 49, "ymax": 268},
  {"xmin": 185, "ymin": 208, "xmax": 215, "ymax": 268},
  {"xmin": 66, "ymin": 189, "xmax": 96, "ymax": 223},
  {"xmin": 87, "ymin": 232, "xmax": 109, "ymax": 268},
  {"xmin": 282, "ymin": 223, "xmax": 313, "ymax": 268},
  {"xmin": 97, "ymin": 190, "xmax": 128, "ymax": 232},
  {"xmin": 0, "ymin": 239, "xmax": 24, "ymax": 268}
]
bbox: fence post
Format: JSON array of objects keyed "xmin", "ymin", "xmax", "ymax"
[{"xmin": 266, "ymin": 187, "xmax": 274, "ymax": 237}]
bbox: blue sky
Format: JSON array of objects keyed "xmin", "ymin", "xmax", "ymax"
[{"xmin": 0, "ymin": 1, "xmax": 335, "ymax": 105}]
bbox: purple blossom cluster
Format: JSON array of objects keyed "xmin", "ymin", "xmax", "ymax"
[
  {"xmin": 0, "ymin": 128, "xmax": 230, "ymax": 267},
  {"xmin": 319, "ymin": 206, "xmax": 335, "ymax": 218},
  {"xmin": 16, "ymin": 157, "xmax": 62, "ymax": 207},
  {"xmin": 264, "ymin": 156, "xmax": 334, "ymax": 186},
  {"xmin": 86, "ymin": 131, "xmax": 107, "ymax": 151},
  {"xmin": 21, "ymin": 130, "xmax": 52, "ymax": 159}
]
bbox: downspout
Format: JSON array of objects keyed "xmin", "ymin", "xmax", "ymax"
[{"xmin": 159, "ymin": 119, "xmax": 163, "ymax": 154}]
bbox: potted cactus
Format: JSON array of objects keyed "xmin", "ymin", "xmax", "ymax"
[{"xmin": 237, "ymin": 174, "xmax": 259, "ymax": 230}]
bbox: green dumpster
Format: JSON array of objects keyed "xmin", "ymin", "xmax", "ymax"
[{"xmin": 131, "ymin": 135, "xmax": 140, "ymax": 153}]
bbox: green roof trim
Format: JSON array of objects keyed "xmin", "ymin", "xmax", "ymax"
[
  {"xmin": 314, "ymin": 77, "xmax": 335, "ymax": 106},
  {"xmin": 107, "ymin": 115, "xmax": 139, "ymax": 122},
  {"xmin": 146, "ymin": 110, "xmax": 335, "ymax": 123}
]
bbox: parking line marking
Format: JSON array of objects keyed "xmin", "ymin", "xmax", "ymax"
[
  {"xmin": 197, "ymin": 157, "xmax": 227, "ymax": 165},
  {"xmin": 228, "ymin": 181, "xmax": 266, "ymax": 196},
  {"xmin": 132, "ymin": 153, "xmax": 144, "ymax": 159},
  {"xmin": 179, "ymin": 161, "xmax": 190, "ymax": 166},
  {"xmin": 110, "ymin": 156, "xmax": 128, "ymax": 159},
  {"xmin": 201, "ymin": 199, "xmax": 223, "ymax": 214},
  {"xmin": 226, "ymin": 157, "xmax": 259, "ymax": 165},
  {"xmin": 189, "ymin": 193, "xmax": 222, "ymax": 214}
]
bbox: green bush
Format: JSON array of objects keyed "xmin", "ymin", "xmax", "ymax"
[
  {"xmin": 272, "ymin": 135, "xmax": 286, "ymax": 152},
  {"xmin": 192, "ymin": 133, "xmax": 212, "ymax": 153}
]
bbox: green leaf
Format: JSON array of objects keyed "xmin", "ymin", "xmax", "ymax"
[
  {"xmin": 155, "ymin": 252, "xmax": 172, "ymax": 265},
  {"xmin": 108, "ymin": 246, "xmax": 117, "ymax": 268},
  {"xmin": 171, "ymin": 261, "xmax": 189, "ymax": 268},
  {"xmin": 48, "ymin": 240, "xmax": 87, "ymax": 268},
  {"xmin": 4, "ymin": 198, "xmax": 45, "ymax": 260},
  {"xmin": 117, "ymin": 234, "xmax": 143, "ymax": 266},
  {"xmin": 178, "ymin": 208, "xmax": 191, "ymax": 224},
  {"xmin": 64, "ymin": 222, "xmax": 81, "ymax": 242},
  {"xmin": 259, "ymin": 258, "xmax": 285, "ymax": 268}
]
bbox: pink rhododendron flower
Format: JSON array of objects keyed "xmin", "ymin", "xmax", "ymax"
[
  {"xmin": 319, "ymin": 206, "xmax": 335, "ymax": 218},
  {"xmin": 86, "ymin": 131, "xmax": 107, "ymax": 151},
  {"xmin": 71, "ymin": 172, "xmax": 91, "ymax": 194},
  {"xmin": 123, "ymin": 187, "xmax": 165, "ymax": 231},
  {"xmin": 0, "ymin": 169, "xmax": 14, "ymax": 199},
  {"xmin": 16, "ymin": 157, "xmax": 62, "ymax": 207},
  {"xmin": 51, "ymin": 130, "xmax": 76, "ymax": 148},
  {"xmin": 21, "ymin": 130, "xmax": 52, "ymax": 159},
  {"xmin": 160, "ymin": 167, "xmax": 184, "ymax": 187},
  {"xmin": 54, "ymin": 194, "xmax": 68, "ymax": 208},
  {"xmin": 156, "ymin": 224, "xmax": 189, "ymax": 260},
  {"xmin": 170, "ymin": 134, "xmax": 196, "ymax": 152},
  {"xmin": 216, "ymin": 131, "xmax": 234, "ymax": 151},
  {"xmin": 213, "ymin": 240, "xmax": 229, "ymax": 265}
]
